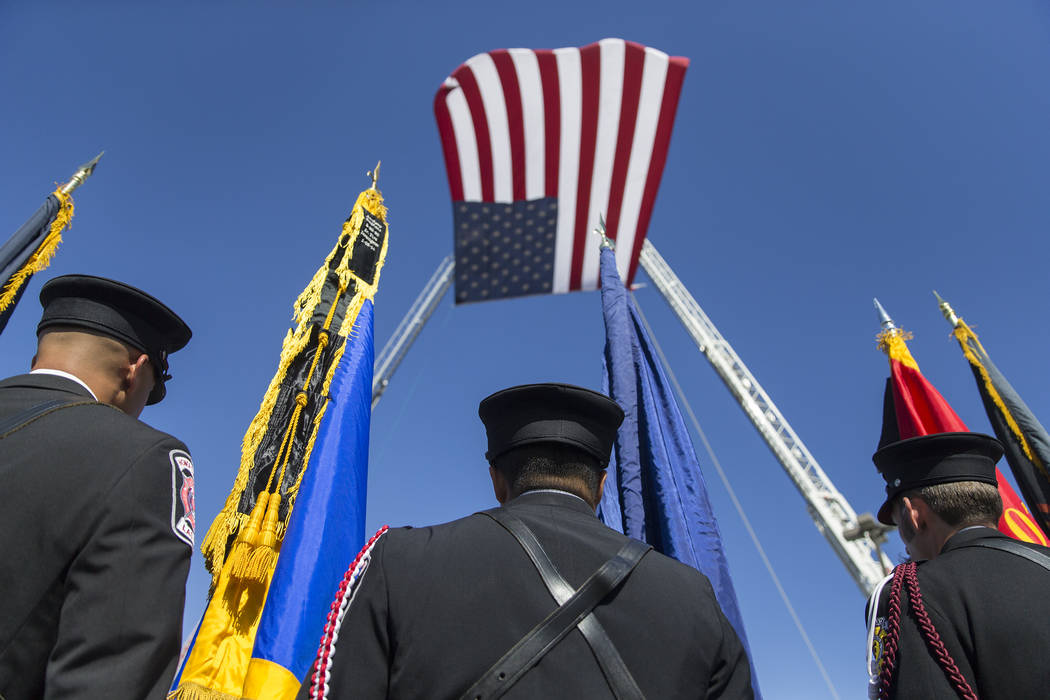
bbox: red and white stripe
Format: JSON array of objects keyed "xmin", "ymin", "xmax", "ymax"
[
  {"xmin": 310, "ymin": 525, "xmax": 389, "ymax": 700},
  {"xmin": 435, "ymin": 38, "xmax": 688, "ymax": 292}
]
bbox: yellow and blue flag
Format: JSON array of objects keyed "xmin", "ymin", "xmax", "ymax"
[{"xmin": 170, "ymin": 177, "xmax": 388, "ymax": 700}]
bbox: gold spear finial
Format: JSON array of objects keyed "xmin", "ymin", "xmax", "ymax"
[
  {"xmin": 367, "ymin": 161, "xmax": 381, "ymax": 190},
  {"xmin": 60, "ymin": 151, "xmax": 104, "ymax": 195},
  {"xmin": 933, "ymin": 290, "xmax": 961, "ymax": 328}
]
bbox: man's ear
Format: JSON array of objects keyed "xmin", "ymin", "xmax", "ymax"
[
  {"xmin": 127, "ymin": 352, "xmax": 150, "ymax": 387},
  {"xmin": 596, "ymin": 470, "xmax": 608, "ymax": 505},
  {"xmin": 900, "ymin": 495, "xmax": 926, "ymax": 532}
]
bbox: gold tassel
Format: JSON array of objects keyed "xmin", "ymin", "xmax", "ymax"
[
  {"xmin": 953, "ymin": 321, "xmax": 1048, "ymax": 479},
  {"xmin": 0, "ymin": 188, "xmax": 74, "ymax": 314},
  {"xmin": 221, "ymin": 494, "xmax": 269, "ymax": 614},
  {"xmin": 876, "ymin": 328, "xmax": 918, "ymax": 369},
  {"xmin": 230, "ymin": 492, "xmax": 282, "ymax": 582},
  {"xmin": 167, "ymin": 682, "xmax": 241, "ymax": 700}
]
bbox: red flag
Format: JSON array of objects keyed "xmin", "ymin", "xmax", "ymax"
[{"xmin": 880, "ymin": 329, "xmax": 1047, "ymax": 545}]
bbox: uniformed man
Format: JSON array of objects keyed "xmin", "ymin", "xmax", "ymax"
[
  {"xmin": 300, "ymin": 382, "xmax": 753, "ymax": 700},
  {"xmin": 0, "ymin": 274, "xmax": 194, "ymax": 699},
  {"xmin": 866, "ymin": 432, "xmax": 1050, "ymax": 699}
]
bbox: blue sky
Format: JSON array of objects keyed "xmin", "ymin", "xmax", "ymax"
[{"xmin": 4, "ymin": 2, "xmax": 1050, "ymax": 697}]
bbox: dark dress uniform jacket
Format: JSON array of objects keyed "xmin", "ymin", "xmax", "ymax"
[
  {"xmin": 871, "ymin": 527, "xmax": 1050, "ymax": 698},
  {"xmin": 0, "ymin": 373, "xmax": 192, "ymax": 700},
  {"xmin": 302, "ymin": 490, "xmax": 753, "ymax": 700}
]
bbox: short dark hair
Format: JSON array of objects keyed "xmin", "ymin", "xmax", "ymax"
[
  {"xmin": 903, "ymin": 480, "xmax": 1003, "ymax": 528},
  {"xmin": 492, "ymin": 443, "xmax": 603, "ymax": 503}
]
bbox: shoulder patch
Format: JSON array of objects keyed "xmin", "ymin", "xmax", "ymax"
[{"xmin": 169, "ymin": 449, "xmax": 195, "ymax": 546}]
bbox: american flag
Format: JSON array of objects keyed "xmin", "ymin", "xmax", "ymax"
[{"xmin": 434, "ymin": 38, "xmax": 688, "ymax": 304}]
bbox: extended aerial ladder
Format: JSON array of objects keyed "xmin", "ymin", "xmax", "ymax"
[{"xmin": 371, "ymin": 239, "xmax": 892, "ymax": 594}]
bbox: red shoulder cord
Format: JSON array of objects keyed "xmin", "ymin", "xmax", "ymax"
[
  {"xmin": 877, "ymin": 561, "xmax": 979, "ymax": 700},
  {"xmin": 310, "ymin": 525, "xmax": 390, "ymax": 700}
]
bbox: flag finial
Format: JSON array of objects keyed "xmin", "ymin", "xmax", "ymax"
[
  {"xmin": 367, "ymin": 161, "xmax": 381, "ymax": 190},
  {"xmin": 873, "ymin": 298, "xmax": 896, "ymax": 332},
  {"xmin": 933, "ymin": 290, "xmax": 961, "ymax": 328},
  {"xmin": 60, "ymin": 151, "xmax": 104, "ymax": 195},
  {"xmin": 595, "ymin": 213, "xmax": 614, "ymax": 250}
]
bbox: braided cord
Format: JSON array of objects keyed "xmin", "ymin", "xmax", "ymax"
[
  {"xmin": 877, "ymin": 564, "xmax": 907, "ymax": 699},
  {"xmin": 903, "ymin": 564, "xmax": 979, "ymax": 700},
  {"xmin": 310, "ymin": 526, "xmax": 390, "ymax": 700}
]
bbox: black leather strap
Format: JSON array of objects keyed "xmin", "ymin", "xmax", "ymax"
[
  {"xmin": 480, "ymin": 510, "xmax": 646, "ymax": 699},
  {"xmin": 962, "ymin": 538, "xmax": 1050, "ymax": 573},
  {"xmin": 0, "ymin": 398, "xmax": 97, "ymax": 439},
  {"xmin": 461, "ymin": 513, "xmax": 650, "ymax": 700}
]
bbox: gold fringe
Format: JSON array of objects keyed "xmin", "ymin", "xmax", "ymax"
[
  {"xmin": 200, "ymin": 184, "xmax": 389, "ymax": 587},
  {"xmin": 166, "ymin": 682, "xmax": 241, "ymax": 700},
  {"xmin": 876, "ymin": 329, "xmax": 919, "ymax": 370},
  {"xmin": 0, "ymin": 188, "xmax": 74, "ymax": 314},
  {"xmin": 953, "ymin": 321, "xmax": 1049, "ymax": 480}
]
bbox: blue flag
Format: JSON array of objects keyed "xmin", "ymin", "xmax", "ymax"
[
  {"xmin": 172, "ymin": 184, "xmax": 388, "ymax": 699},
  {"xmin": 244, "ymin": 299, "xmax": 375, "ymax": 694},
  {"xmin": 0, "ymin": 192, "xmax": 72, "ymax": 334},
  {"xmin": 597, "ymin": 244, "xmax": 759, "ymax": 693}
]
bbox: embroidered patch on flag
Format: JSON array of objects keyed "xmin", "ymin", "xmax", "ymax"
[{"xmin": 169, "ymin": 449, "xmax": 195, "ymax": 546}]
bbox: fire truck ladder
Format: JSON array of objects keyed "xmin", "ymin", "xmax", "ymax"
[{"xmin": 371, "ymin": 240, "xmax": 891, "ymax": 594}]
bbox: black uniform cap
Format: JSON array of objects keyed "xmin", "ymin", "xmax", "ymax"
[
  {"xmin": 872, "ymin": 432, "xmax": 1003, "ymax": 525},
  {"xmin": 38, "ymin": 274, "xmax": 192, "ymax": 405},
  {"xmin": 479, "ymin": 382, "xmax": 625, "ymax": 466}
]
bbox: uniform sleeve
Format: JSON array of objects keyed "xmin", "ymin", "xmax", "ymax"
[
  {"xmin": 43, "ymin": 437, "xmax": 193, "ymax": 700},
  {"xmin": 705, "ymin": 604, "xmax": 754, "ymax": 700},
  {"xmin": 297, "ymin": 533, "xmax": 391, "ymax": 700}
]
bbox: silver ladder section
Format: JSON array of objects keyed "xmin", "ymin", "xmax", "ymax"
[
  {"xmin": 371, "ymin": 254, "xmax": 454, "ymax": 407},
  {"xmin": 639, "ymin": 239, "xmax": 891, "ymax": 594}
]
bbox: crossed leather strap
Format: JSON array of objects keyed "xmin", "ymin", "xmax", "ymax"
[{"xmin": 459, "ymin": 508, "xmax": 651, "ymax": 700}]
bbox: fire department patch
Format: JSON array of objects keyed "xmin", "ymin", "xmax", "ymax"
[
  {"xmin": 871, "ymin": 616, "xmax": 888, "ymax": 668},
  {"xmin": 169, "ymin": 449, "xmax": 195, "ymax": 546}
]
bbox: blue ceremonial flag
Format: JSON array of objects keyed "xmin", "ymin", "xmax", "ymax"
[
  {"xmin": 0, "ymin": 192, "xmax": 72, "ymax": 334},
  {"xmin": 172, "ymin": 183, "xmax": 388, "ymax": 699},
  {"xmin": 243, "ymin": 299, "xmax": 375, "ymax": 695},
  {"xmin": 597, "ymin": 244, "xmax": 759, "ymax": 692},
  {"xmin": 1, "ymin": 155, "xmax": 100, "ymax": 334}
]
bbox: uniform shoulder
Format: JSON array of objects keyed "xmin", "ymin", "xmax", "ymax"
[
  {"xmin": 641, "ymin": 545, "xmax": 713, "ymax": 581},
  {"xmin": 67, "ymin": 401, "xmax": 184, "ymax": 448}
]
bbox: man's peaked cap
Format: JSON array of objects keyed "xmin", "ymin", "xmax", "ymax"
[
  {"xmin": 479, "ymin": 382, "xmax": 624, "ymax": 466},
  {"xmin": 872, "ymin": 431, "xmax": 1003, "ymax": 525},
  {"xmin": 38, "ymin": 274, "xmax": 191, "ymax": 405}
]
